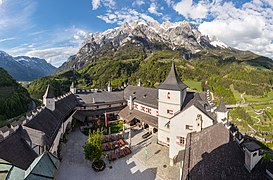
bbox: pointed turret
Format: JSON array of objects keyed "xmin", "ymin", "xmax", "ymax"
[
  {"xmin": 107, "ymin": 82, "xmax": 112, "ymax": 92},
  {"xmin": 158, "ymin": 62, "xmax": 187, "ymax": 91},
  {"xmin": 43, "ymin": 84, "xmax": 55, "ymax": 111},
  {"xmin": 43, "ymin": 84, "xmax": 54, "ymax": 99},
  {"xmin": 216, "ymin": 99, "xmax": 228, "ymax": 112},
  {"xmin": 137, "ymin": 79, "xmax": 142, "ymax": 87},
  {"xmin": 70, "ymin": 82, "xmax": 76, "ymax": 94},
  {"xmin": 216, "ymin": 98, "xmax": 228, "ymax": 124}
]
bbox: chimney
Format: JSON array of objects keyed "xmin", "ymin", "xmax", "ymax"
[
  {"xmin": 244, "ymin": 141, "xmax": 262, "ymax": 172},
  {"xmin": 129, "ymin": 96, "xmax": 134, "ymax": 110},
  {"xmin": 196, "ymin": 114, "xmax": 203, "ymax": 132},
  {"xmin": 92, "ymin": 97, "xmax": 96, "ymax": 103}
]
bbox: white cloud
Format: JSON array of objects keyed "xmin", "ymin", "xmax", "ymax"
[
  {"xmin": 165, "ymin": 0, "xmax": 174, "ymax": 7},
  {"xmin": 133, "ymin": 0, "xmax": 145, "ymax": 6},
  {"xmin": 91, "ymin": 0, "xmax": 115, "ymax": 10},
  {"xmin": 98, "ymin": 8, "xmax": 156, "ymax": 25},
  {"xmin": 148, "ymin": 2, "xmax": 163, "ymax": 16},
  {"xmin": 173, "ymin": 0, "xmax": 210, "ymax": 20},
  {"xmin": 92, "ymin": 0, "xmax": 101, "ymax": 10},
  {"xmin": 198, "ymin": 0, "xmax": 273, "ymax": 59},
  {"xmin": 0, "ymin": 0, "xmax": 3, "ymax": 5},
  {"xmin": 25, "ymin": 47, "xmax": 78, "ymax": 67},
  {"xmin": 7, "ymin": 27, "xmax": 88, "ymax": 67},
  {"xmin": 0, "ymin": 1, "xmax": 35, "ymax": 32},
  {"xmin": 0, "ymin": 37, "xmax": 15, "ymax": 43}
]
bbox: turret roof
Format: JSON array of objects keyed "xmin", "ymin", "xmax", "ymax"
[
  {"xmin": 70, "ymin": 82, "xmax": 74, "ymax": 88},
  {"xmin": 43, "ymin": 85, "xmax": 54, "ymax": 99},
  {"xmin": 158, "ymin": 62, "xmax": 187, "ymax": 91},
  {"xmin": 216, "ymin": 99, "xmax": 228, "ymax": 112}
]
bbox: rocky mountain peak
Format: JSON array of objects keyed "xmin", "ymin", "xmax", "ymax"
[{"xmin": 59, "ymin": 20, "xmax": 228, "ymax": 71}]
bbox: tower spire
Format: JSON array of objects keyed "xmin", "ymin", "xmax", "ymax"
[
  {"xmin": 158, "ymin": 62, "xmax": 187, "ymax": 91},
  {"xmin": 43, "ymin": 84, "xmax": 55, "ymax": 111}
]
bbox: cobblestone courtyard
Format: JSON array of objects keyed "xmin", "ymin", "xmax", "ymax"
[{"xmin": 56, "ymin": 127, "xmax": 180, "ymax": 180}]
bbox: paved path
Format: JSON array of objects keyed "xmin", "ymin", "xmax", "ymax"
[{"xmin": 56, "ymin": 128, "xmax": 160, "ymax": 180}]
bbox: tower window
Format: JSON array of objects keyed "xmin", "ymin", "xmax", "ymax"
[
  {"xmin": 180, "ymin": 137, "xmax": 185, "ymax": 144},
  {"xmin": 176, "ymin": 136, "xmax": 185, "ymax": 145},
  {"xmin": 167, "ymin": 137, "xmax": 170, "ymax": 143},
  {"xmin": 186, "ymin": 125, "xmax": 193, "ymax": 130},
  {"xmin": 167, "ymin": 109, "xmax": 173, "ymax": 115},
  {"xmin": 167, "ymin": 92, "xmax": 171, "ymax": 99}
]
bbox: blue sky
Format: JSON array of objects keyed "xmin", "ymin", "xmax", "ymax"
[{"xmin": 0, "ymin": 0, "xmax": 272, "ymax": 67}]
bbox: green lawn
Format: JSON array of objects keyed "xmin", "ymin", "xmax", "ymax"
[
  {"xmin": 231, "ymin": 84, "xmax": 273, "ymax": 103},
  {"xmin": 184, "ymin": 80, "xmax": 202, "ymax": 92}
]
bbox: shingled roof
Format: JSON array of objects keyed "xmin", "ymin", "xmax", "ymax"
[
  {"xmin": 124, "ymin": 85, "xmax": 158, "ymax": 108},
  {"xmin": 43, "ymin": 84, "xmax": 54, "ymax": 99},
  {"xmin": 158, "ymin": 62, "xmax": 187, "ymax": 91},
  {"xmin": 118, "ymin": 106, "xmax": 158, "ymax": 127},
  {"xmin": 77, "ymin": 91, "xmax": 125, "ymax": 106},
  {"xmin": 216, "ymin": 98, "xmax": 228, "ymax": 112},
  {"xmin": 24, "ymin": 94, "xmax": 78, "ymax": 147},
  {"xmin": 0, "ymin": 127, "xmax": 38, "ymax": 170},
  {"xmin": 182, "ymin": 123, "xmax": 267, "ymax": 180}
]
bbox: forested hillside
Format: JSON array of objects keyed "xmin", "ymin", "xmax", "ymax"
[
  {"xmin": 0, "ymin": 68, "xmax": 31, "ymax": 123},
  {"xmin": 27, "ymin": 48, "xmax": 273, "ymax": 104}
]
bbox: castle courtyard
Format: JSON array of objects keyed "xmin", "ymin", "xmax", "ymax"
[{"xmin": 55, "ymin": 127, "xmax": 180, "ymax": 180}]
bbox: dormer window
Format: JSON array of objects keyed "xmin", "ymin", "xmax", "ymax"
[{"xmin": 167, "ymin": 92, "xmax": 171, "ymax": 99}]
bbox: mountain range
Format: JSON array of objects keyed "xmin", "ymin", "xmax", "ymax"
[
  {"xmin": 0, "ymin": 51, "xmax": 56, "ymax": 81},
  {"xmin": 57, "ymin": 20, "xmax": 230, "ymax": 72},
  {"xmin": 28, "ymin": 20, "xmax": 273, "ymax": 104}
]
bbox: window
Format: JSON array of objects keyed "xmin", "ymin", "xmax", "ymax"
[
  {"xmin": 180, "ymin": 137, "xmax": 185, "ymax": 145},
  {"xmin": 186, "ymin": 125, "xmax": 193, "ymax": 130},
  {"xmin": 109, "ymin": 104, "xmax": 111, "ymax": 107},
  {"xmin": 167, "ymin": 109, "xmax": 173, "ymax": 115},
  {"xmin": 146, "ymin": 108, "xmax": 151, "ymax": 114},
  {"xmin": 134, "ymin": 104, "xmax": 138, "ymax": 109},
  {"xmin": 253, "ymin": 152, "xmax": 257, "ymax": 157},
  {"xmin": 176, "ymin": 136, "xmax": 185, "ymax": 145},
  {"xmin": 167, "ymin": 137, "xmax": 170, "ymax": 143},
  {"xmin": 166, "ymin": 124, "xmax": 170, "ymax": 129},
  {"xmin": 156, "ymin": 111, "xmax": 158, "ymax": 116},
  {"xmin": 167, "ymin": 92, "xmax": 171, "ymax": 99},
  {"xmin": 141, "ymin": 106, "xmax": 145, "ymax": 112}
]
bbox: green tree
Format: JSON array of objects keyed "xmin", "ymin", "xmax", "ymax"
[{"xmin": 83, "ymin": 129, "xmax": 104, "ymax": 161}]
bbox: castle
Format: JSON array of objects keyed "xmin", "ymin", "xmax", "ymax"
[
  {"xmin": 119, "ymin": 62, "xmax": 228, "ymax": 165},
  {"xmin": 1, "ymin": 62, "xmax": 272, "ymax": 179}
]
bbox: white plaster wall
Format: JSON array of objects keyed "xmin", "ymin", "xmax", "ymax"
[
  {"xmin": 250, "ymin": 151, "xmax": 262, "ymax": 171},
  {"xmin": 158, "ymin": 89, "xmax": 183, "ymax": 146},
  {"xmin": 169, "ymin": 106, "xmax": 214, "ymax": 159},
  {"xmin": 133, "ymin": 102, "xmax": 158, "ymax": 117},
  {"xmin": 44, "ymin": 98, "xmax": 55, "ymax": 111},
  {"xmin": 50, "ymin": 129, "xmax": 62, "ymax": 155},
  {"xmin": 159, "ymin": 89, "xmax": 182, "ymax": 106},
  {"xmin": 217, "ymin": 112, "xmax": 228, "ymax": 123}
]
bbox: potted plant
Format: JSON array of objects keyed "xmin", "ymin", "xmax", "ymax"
[{"xmin": 83, "ymin": 128, "xmax": 106, "ymax": 171}]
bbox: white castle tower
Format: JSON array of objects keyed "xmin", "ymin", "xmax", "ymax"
[
  {"xmin": 70, "ymin": 82, "xmax": 76, "ymax": 94},
  {"xmin": 215, "ymin": 98, "xmax": 228, "ymax": 124},
  {"xmin": 43, "ymin": 84, "xmax": 55, "ymax": 111},
  {"xmin": 137, "ymin": 79, "xmax": 142, "ymax": 87},
  {"xmin": 107, "ymin": 82, "xmax": 112, "ymax": 92},
  {"xmin": 157, "ymin": 62, "xmax": 187, "ymax": 146}
]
